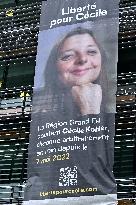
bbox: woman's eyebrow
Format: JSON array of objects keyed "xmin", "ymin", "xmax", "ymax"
[
  {"xmin": 60, "ymin": 45, "xmax": 98, "ymax": 54},
  {"xmin": 87, "ymin": 45, "xmax": 97, "ymax": 48},
  {"xmin": 60, "ymin": 49, "xmax": 74, "ymax": 53},
  {"xmin": 58, "ymin": 49, "xmax": 74, "ymax": 58}
]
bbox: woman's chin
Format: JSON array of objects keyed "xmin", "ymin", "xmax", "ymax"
[
  {"xmin": 60, "ymin": 76, "xmax": 97, "ymax": 87},
  {"xmin": 70, "ymin": 79, "xmax": 93, "ymax": 87}
]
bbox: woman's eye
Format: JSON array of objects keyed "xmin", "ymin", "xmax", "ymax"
[
  {"xmin": 87, "ymin": 50, "xmax": 97, "ymax": 55},
  {"xmin": 60, "ymin": 54, "xmax": 74, "ymax": 61}
]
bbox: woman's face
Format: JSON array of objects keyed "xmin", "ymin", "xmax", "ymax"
[{"xmin": 56, "ymin": 33, "xmax": 102, "ymax": 87}]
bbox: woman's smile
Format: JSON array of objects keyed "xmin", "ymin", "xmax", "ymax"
[{"xmin": 70, "ymin": 67, "xmax": 91, "ymax": 76}]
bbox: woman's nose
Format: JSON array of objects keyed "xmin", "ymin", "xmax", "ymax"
[{"xmin": 75, "ymin": 53, "xmax": 88, "ymax": 65}]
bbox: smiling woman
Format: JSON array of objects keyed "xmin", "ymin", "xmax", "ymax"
[
  {"xmin": 43, "ymin": 27, "xmax": 108, "ymax": 116},
  {"xmin": 57, "ymin": 33, "xmax": 101, "ymax": 86}
]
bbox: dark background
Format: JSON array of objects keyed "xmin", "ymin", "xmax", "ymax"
[{"xmin": 0, "ymin": 0, "xmax": 135, "ymax": 204}]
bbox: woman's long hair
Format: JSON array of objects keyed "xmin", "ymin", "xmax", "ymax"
[{"xmin": 42, "ymin": 27, "xmax": 108, "ymax": 114}]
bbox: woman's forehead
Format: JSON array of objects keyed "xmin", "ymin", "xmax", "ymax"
[{"xmin": 60, "ymin": 33, "xmax": 98, "ymax": 50}]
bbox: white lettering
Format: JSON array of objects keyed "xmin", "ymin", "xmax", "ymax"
[
  {"xmin": 76, "ymin": 13, "xmax": 84, "ymax": 20},
  {"xmin": 62, "ymin": 7, "xmax": 70, "ymax": 15},
  {"xmin": 50, "ymin": 17, "xmax": 73, "ymax": 28},
  {"xmin": 77, "ymin": 7, "xmax": 82, "ymax": 12}
]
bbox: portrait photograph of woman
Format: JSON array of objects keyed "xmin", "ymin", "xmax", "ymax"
[{"xmin": 33, "ymin": 22, "xmax": 116, "ymax": 117}]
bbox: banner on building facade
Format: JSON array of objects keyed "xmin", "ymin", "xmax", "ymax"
[{"xmin": 24, "ymin": 0, "xmax": 119, "ymax": 204}]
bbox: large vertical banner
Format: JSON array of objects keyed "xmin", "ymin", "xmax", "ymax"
[{"xmin": 24, "ymin": 0, "xmax": 119, "ymax": 204}]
